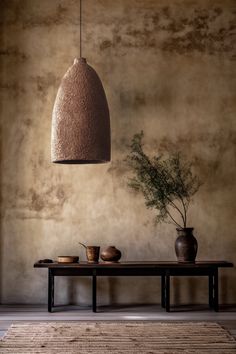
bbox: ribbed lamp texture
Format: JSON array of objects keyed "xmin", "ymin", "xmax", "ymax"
[{"xmin": 51, "ymin": 58, "xmax": 111, "ymax": 164}]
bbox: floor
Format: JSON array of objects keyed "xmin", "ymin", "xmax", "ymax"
[{"xmin": 0, "ymin": 304, "xmax": 236, "ymax": 340}]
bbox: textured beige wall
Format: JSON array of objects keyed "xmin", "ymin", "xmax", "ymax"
[{"xmin": 0, "ymin": 0, "xmax": 235, "ymax": 306}]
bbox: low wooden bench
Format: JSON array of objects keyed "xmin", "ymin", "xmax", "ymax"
[{"xmin": 34, "ymin": 261, "xmax": 233, "ymax": 313}]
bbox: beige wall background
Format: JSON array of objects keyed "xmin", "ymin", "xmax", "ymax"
[{"xmin": 0, "ymin": 0, "xmax": 235, "ymax": 306}]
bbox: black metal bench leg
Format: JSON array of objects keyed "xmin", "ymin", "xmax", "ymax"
[
  {"xmin": 213, "ymin": 268, "xmax": 219, "ymax": 312},
  {"xmin": 161, "ymin": 275, "xmax": 166, "ymax": 308},
  {"xmin": 92, "ymin": 271, "xmax": 97, "ymax": 313},
  {"xmin": 208, "ymin": 273, "xmax": 214, "ymax": 309},
  {"xmin": 165, "ymin": 271, "xmax": 170, "ymax": 312},
  {"xmin": 48, "ymin": 269, "xmax": 54, "ymax": 313}
]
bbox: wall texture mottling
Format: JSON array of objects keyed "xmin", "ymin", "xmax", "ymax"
[{"xmin": 0, "ymin": 0, "xmax": 236, "ymax": 305}]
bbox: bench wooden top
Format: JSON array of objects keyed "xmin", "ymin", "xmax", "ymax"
[{"xmin": 34, "ymin": 261, "xmax": 233, "ymax": 269}]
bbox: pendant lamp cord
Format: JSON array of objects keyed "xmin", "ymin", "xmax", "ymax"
[{"xmin": 80, "ymin": 0, "xmax": 82, "ymax": 58}]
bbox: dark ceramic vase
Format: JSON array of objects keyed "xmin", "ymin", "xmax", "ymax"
[
  {"xmin": 101, "ymin": 246, "xmax": 122, "ymax": 263},
  {"xmin": 175, "ymin": 228, "xmax": 198, "ymax": 263}
]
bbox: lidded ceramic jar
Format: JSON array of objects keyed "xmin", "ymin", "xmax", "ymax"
[{"xmin": 101, "ymin": 246, "xmax": 122, "ymax": 263}]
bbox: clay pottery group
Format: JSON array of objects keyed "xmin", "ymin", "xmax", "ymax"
[
  {"xmin": 79, "ymin": 243, "xmax": 100, "ymax": 263},
  {"xmin": 101, "ymin": 246, "xmax": 122, "ymax": 263},
  {"xmin": 175, "ymin": 228, "xmax": 198, "ymax": 263}
]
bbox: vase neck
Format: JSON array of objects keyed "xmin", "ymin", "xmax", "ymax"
[
  {"xmin": 177, "ymin": 227, "xmax": 194, "ymax": 231},
  {"xmin": 176, "ymin": 227, "xmax": 194, "ymax": 236}
]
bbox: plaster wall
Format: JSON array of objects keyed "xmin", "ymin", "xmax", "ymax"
[{"xmin": 0, "ymin": 0, "xmax": 235, "ymax": 306}]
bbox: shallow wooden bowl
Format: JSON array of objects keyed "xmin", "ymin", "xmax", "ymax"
[{"xmin": 57, "ymin": 256, "xmax": 79, "ymax": 263}]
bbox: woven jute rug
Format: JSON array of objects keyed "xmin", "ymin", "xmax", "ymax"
[{"xmin": 0, "ymin": 322, "xmax": 235, "ymax": 353}]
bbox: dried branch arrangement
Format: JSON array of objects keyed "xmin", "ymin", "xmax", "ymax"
[{"xmin": 126, "ymin": 132, "xmax": 201, "ymax": 229}]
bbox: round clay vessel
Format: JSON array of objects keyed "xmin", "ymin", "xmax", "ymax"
[
  {"xmin": 175, "ymin": 228, "xmax": 198, "ymax": 263},
  {"xmin": 101, "ymin": 246, "xmax": 122, "ymax": 262}
]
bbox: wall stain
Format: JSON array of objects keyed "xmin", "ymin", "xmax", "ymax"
[
  {"xmin": 100, "ymin": 40, "xmax": 112, "ymax": 51},
  {"xmin": 3, "ymin": 184, "xmax": 71, "ymax": 220},
  {"xmin": 156, "ymin": 130, "xmax": 236, "ymax": 188},
  {"xmin": 0, "ymin": 74, "xmax": 59, "ymax": 100},
  {"xmin": 0, "ymin": 82, "xmax": 26, "ymax": 97},
  {"xmin": 30, "ymin": 189, "xmax": 44, "ymax": 212},
  {"xmin": 111, "ymin": 130, "xmax": 236, "ymax": 193},
  {"xmin": 23, "ymin": 118, "xmax": 32, "ymax": 127},
  {"xmin": 120, "ymin": 90, "xmax": 147, "ymax": 109},
  {"xmin": 99, "ymin": 6, "xmax": 236, "ymax": 59},
  {"xmin": 158, "ymin": 130, "xmax": 236, "ymax": 156},
  {"xmin": 107, "ymin": 159, "xmax": 129, "ymax": 179},
  {"xmin": 29, "ymin": 186, "xmax": 67, "ymax": 213},
  {"xmin": 119, "ymin": 88, "xmax": 172, "ymax": 110},
  {"xmin": 0, "ymin": 47, "xmax": 28, "ymax": 61},
  {"xmin": 35, "ymin": 73, "xmax": 60, "ymax": 98},
  {"xmin": 22, "ymin": 4, "xmax": 70, "ymax": 29},
  {"xmin": 0, "ymin": 3, "xmax": 78, "ymax": 28}
]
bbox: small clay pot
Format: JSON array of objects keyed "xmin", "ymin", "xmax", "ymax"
[
  {"xmin": 86, "ymin": 246, "xmax": 100, "ymax": 263},
  {"xmin": 101, "ymin": 246, "xmax": 122, "ymax": 263}
]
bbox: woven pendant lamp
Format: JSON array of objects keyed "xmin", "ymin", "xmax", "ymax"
[{"xmin": 51, "ymin": 1, "xmax": 111, "ymax": 164}]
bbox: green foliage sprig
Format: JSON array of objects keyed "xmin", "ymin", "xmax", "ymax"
[{"xmin": 125, "ymin": 132, "xmax": 201, "ymax": 229}]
